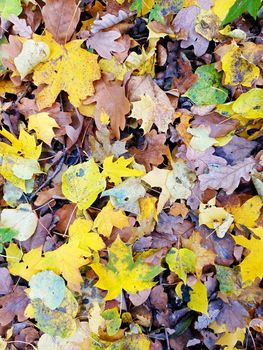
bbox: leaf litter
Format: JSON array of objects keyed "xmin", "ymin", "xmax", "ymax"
[{"xmin": 0, "ymin": 0, "xmax": 262, "ymax": 349}]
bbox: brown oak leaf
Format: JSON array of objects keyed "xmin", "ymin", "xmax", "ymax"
[
  {"xmin": 42, "ymin": 0, "xmax": 80, "ymax": 44},
  {"xmin": 129, "ymin": 130, "xmax": 168, "ymax": 172}
]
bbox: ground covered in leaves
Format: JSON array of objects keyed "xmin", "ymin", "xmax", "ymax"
[{"xmin": 0, "ymin": 0, "xmax": 262, "ymax": 349}]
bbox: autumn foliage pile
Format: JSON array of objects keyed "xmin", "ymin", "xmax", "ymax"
[{"xmin": 0, "ymin": 0, "xmax": 262, "ymax": 349}]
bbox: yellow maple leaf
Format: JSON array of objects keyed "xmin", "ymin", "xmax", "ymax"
[
  {"xmin": 228, "ymin": 196, "xmax": 262, "ymax": 228},
  {"xmin": 62, "ymin": 158, "xmax": 106, "ymax": 210},
  {"xmin": 32, "ymin": 31, "xmax": 100, "ymax": 109},
  {"xmin": 7, "ymin": 241, "xmax": 88, "ymax": 292},
  {"xmin": 6, "ymin": 244, "xmax": 42, "ymax": 281},
  {"xmin": 221, "ymin": 44, "xmax": 260, "ymax": 87},
  {"xmin": 0, "ymin": 128, "xmax": 41, "ymax": 160},
  {"xmin": 216, "ymin": 327, "xmax": 246, "ymax": 348},
  {"xmin": 99, "ymin": 57, "xmax": 127, "ymax": 81},
  {"xmin": 102, "ymin": 156, "xmax": 145, "ymax": 185},
  {"xmin": 38, "ymin": 241, "xmax": 88, "ymax": 292},
  {"xmin": 93, "ymin": 201, "xmax": 129, "ymax": 237},
  {"xmin": 28, "ymin": 112, "xmax": 59, "ymax": 145},
  {"xmin": 90, "ymin": 236, "xmax": 163, "ymax": 300},
  {"xmin": 69, "ymin": 217, "xmax": 105, "ymax": 253},
  {"xmin": 233, "ymin": 228, "xmax": 263, "ymax": 283},
  {"xmin": 0, "ymin": 128, "xmax": 41, "ymax": 191}
]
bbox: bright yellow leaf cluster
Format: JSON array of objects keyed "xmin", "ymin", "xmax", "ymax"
[{"xmin": 0, "ymin": 128, "xmax": 41, "ymax": 192}]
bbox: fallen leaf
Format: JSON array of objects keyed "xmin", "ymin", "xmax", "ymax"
[
  {"xmin": 184, "ymin": 64, "xmax": 228, "ymax": 105},
  {"xmin": 42, "ymin": 0, "xmax": 80, "ymax": 44},
  {"xmin": 69, "ymin": 217, "xmax": 105, "ymax": 253},
  {"xmin": 29, "ymin": 270, "xmax": 65, "ymax": 310},
  {"xmin": 228, "ymin": 196, "xmax": 262, "ymax": 228},
  {"xmin": 14, "ymin": 39, "xmax": 50, "ymax": 79},
  {"xmin": 0, "ymin": 286, "xmax": 29, "ymax": 326},
  {"xmin": 62, "ymin": 158, "xmax": 106, "ymax": 210},
  {"xmin": 173, "ymin": 6, "xmax": 209, "ymax": 56},
  {"xmin": 86, "ymin": 30, "xmax": 125, "ymax": 59},
  {"xmin": 232, "ymin": 228, "xmax": 263, "ymax": 283},
  {"xmin": 166, "ymin": 247, "xmax": 196, "ymax": 283},
  {"xmin": 221, "ymin": 44, "xmax": 260, "ymax": 87},
  {"xmin": 102, "ymin": 155, "xmax": 144, "ymax": 185},
  {"xmin": 0, "ymin": 0, "xmax": 22, "ymax": 20},
  {"xmin": 93, "ymin": 201, "xmax": 129, "ymax": 238},
  {"xmin": 91, "ymin": 236, "xmax": 163, "ymax": 300},
  {"xmin": 166, "ymin": 158, "xmax": 196, "ymax": 201},
  {"xmin": 31, "ymin": 288, "xmax": 78, "ymax": 338},
  {"xmin": 32, "ymin": 31, "xmax": 101, "ymax": 109},
  {"xmin": 128, "ymin": 75, "xmax": 174, "ymax": 134},
  {"xmin": 9, "ymin": 15, "xmax": 33, "ymax": 38},
  {"xmin": 101, "ymin": 177, "xmax": 146, "ymax": 214},
  {"xmin": 1, "ymin": 203, "xmax": 38, "ymax": 241},
  {"xmin": 199, "ymin": 157, "xmax": 256, "ymax": 195},
  {"xmin": 199, "ymin": 198, "xmax": 234, "ymax": 238},
  {"xmin": 182, "ymin": 231, "xmax": 216, "ymax": 276},
  {"xmin": 188, "ymin": 279, "xmax": 208, "ymax": 314},
  {"xmin": 28, "ymin": 112, "xmax": 59, "ymax": 145},
  {"xmin": 84, "ymin": 77, "xmax": 130, "ymax": 139},
  {"xmin": 130, "ymin": 130, "xmax": 169, "ymax": 172}
]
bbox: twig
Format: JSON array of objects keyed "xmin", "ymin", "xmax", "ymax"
[
  {"xmin": 29, "ymin": 147, "xmax": 66, "ymax": 201},
  {"xmin": 165, "ymin": 328, "xmax": 171, "ymax": 350}
]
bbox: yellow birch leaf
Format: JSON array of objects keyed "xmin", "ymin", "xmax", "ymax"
[
  {"xmin": 188, "ymin": 279, "xmax": 208, "ymax": 315},
  {"xmin": 228, "ymin": 196, "xmax": 262, "ymax": 227},
  {"xmin": 62, "ymin": 158, "xmax": 106, "ymax": 210},
  {"xmin": 102, "ymin": 155, "xmax": 145, "ymax": 185},
  {"xmin": 90, "ymin": 236, "xmax": 163, "ymax": 300},
  {"xmin": 233, "ymin": 228, "xmax": 263, "ymax": 283},
  {"xmin": 32, "ymin": 31, "xmax": 100, "ymax": 109},
  {"xmin": 69, "ymin": 218, "xmax": 105, "ymax": 254},
  {"xmin": 93, "ymin": 201, "xmax": 129, "ymax": 237},
  {"xmin": 28, "ymin": 112, "xmax": 59, "ymax": 145},
  {"xmin": 221, "ymin": 44, "xmax": 260, "ymax": 87}
]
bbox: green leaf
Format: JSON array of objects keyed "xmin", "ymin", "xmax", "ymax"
[
  {"xmin": 29, "ymin": 270, "xmax": 66, "ymax": 310},
  {"xmin": 166, "ymin": 248, "xmax": 196, "ymax": 284},
  {"xmin": 0, "ymin": 226, "xmax": 17, "ymax": 253},
  {"xmin": 101, "ymin": 307, "xmax": 122, "ymax": 336},
  {"xmin": 184, "ymin": 64, "xmax": 228, "ymax": 105},
  {"xmin": 149, "ymin": 5, "xmax": 165, "ymax": 23},
  {"xmin": 0, "ymin": 0, "xmax": 22, "ymax": 19},
  {"xmin": 222, "ymin": 0, "xmax": 261, "ymax": 25}
]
